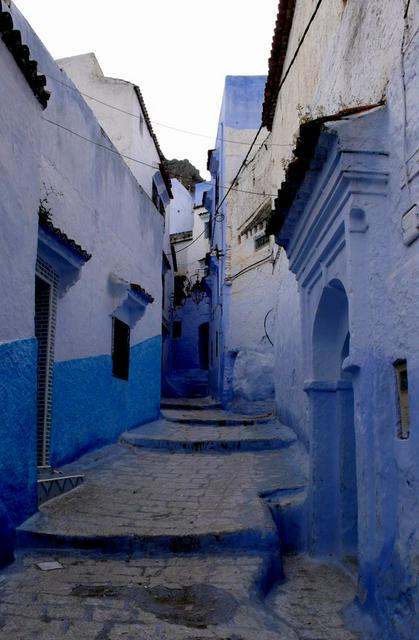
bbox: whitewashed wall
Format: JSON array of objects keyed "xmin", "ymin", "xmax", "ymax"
[
  {"xmin": 0, "ymin": 36, "xmax": 41, "ymax": 342},
  {"xmin": 57, "ymin": 53, "xmax": 162, "ymax": 201}
]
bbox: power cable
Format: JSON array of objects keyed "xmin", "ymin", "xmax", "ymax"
[
  {"xmin": 41, "ymin": 115, "xmax": 276, "ymax": 199},
  {"xmin": 210, "ymin": 0, "xmax": 326, "ymax": 241},
  {"xmin": 42, "ymin": 116, "xmax": 160, "ymax": 171},
  {"xmin": 45, "ymin": 73, "xmax": 292, "ymax": 148},
  {"xmin": 274, "ymin": 0, "xmax": 324, "ymax": 99},
  {"xmin": 228, "ymin": 251, "xmax": 273, "ymax": 282},
  {"xmin": 210, "ymin": 124, "xmax": 263, "ymax": 238},
  {"xmin": 172, "ymin": 229, "xmax": 206, "ymax": 254}
]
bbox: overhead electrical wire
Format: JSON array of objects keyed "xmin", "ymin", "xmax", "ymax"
[
  {"xmin": 45, "ymin": 73, "xmax": 292, "ymax": 148},
  {"xmin": 42, "ymin": 0, "xmax": 326, "ymax": 261},
  {"xmin": 41, "ymin": 116, "xmax": 276, "ymax": 198},
  {"xmin": 209, "ymin": 0, "xmax": 326, "ymax": 238},
  {"xmin": 172, "ymin": 229, "xmax": 206, "ymax": 254}
]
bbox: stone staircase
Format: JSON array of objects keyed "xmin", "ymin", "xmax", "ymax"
[{"xmin": 8, "ymin": 399, "xmax": 366, "ymax": 639}]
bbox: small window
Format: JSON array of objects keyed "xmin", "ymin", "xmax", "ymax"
[
  {"xmin": 139, "ymin": 114, "xmax": 144, "ymax": 136},
  {"xmin": 394, "ymin": 359, "xmax": 410, "ymax": 439},
  {"xmin": 112, "ymin": 318, "xmax": 130, "ymax": 380},
  {"xmin": 255, "ymin": 233, "xmax": 270, "ymax": 250},
  {"xmin": 173, "ymin": 321, "xmax": 182, "ymax": 338},
  {"xmin": 204, "ymin": 221, "xmax": 211, "ymax": 239},
  {"xmin": 152, "ymin": 180, "xmax": 159, "ymax": 208}
]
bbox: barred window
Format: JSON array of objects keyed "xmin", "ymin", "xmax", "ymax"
[{"xmin": 255, "ymin": 233, "xmax": 270, "ymax": 250}]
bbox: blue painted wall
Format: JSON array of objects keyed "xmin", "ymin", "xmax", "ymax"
[
  {"xmin": 0, "ymin": 339, "xmax": 37, "ymax": 526},
  {"xmin": 208, "ymin": 76, "xmax": 267, "ymax": 402},
  {"xmin": 50, "ymin": 335, "xmax": 161, "ymax": 466},
  {"xmin": 222, "ymin": 76, "xmax": 267, "ymax": 130}
]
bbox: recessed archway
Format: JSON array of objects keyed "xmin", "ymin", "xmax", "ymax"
[{"xmin": 309, "ymin": 279, "xmax": 358, "ymax": 563}]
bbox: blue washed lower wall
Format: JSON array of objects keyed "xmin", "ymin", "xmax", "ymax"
[
  {"xmin": 0, "ymin": 338, "xmax": 37, "ymax": 544},
  {"xmin": 50, "ymin": 335, "xmax": 161, "ymax": 467}
]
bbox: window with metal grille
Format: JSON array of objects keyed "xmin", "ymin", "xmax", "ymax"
[
  {"xmin": 173, "ymin": 321, "xmax": 182, "ymax": 338},
  {"xmin": 204, "ymin": 221, "xmax": 211, "ymax": 240},
  {"xmin": 112, "ymin": 318, "xmax": 130, "ymax": 380},
  {"xmin": 255, "ymin": 233, "xmax": 270, "ymax": 250}
]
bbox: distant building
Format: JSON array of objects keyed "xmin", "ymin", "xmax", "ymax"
[
  {"xmin": 206, "ymin": 76, "xmax": 277, "ymax": 406},
  {"xmin": 264, "ymin": 1, "xmax": 419, "ymax": 637},
  {"xmin": 0, "ymin": 3, "xmax": 167, "ymax": 561},
  {"xmin": 164, "ymin": 180, "xmax": 211, "ymax": 397},
  {"xmin": 58, "ymin": 51, "xmax": 175, "ymax": 403}
]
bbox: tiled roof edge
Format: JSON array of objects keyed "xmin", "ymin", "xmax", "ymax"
[
  {"xmin": 262, "ymin": 0, "xmax": 297, "ymax": 130},
  {"xmin": 266, "ymin": 102, "xmax": 386, "ymax": 236},
  {"xmin": 130, "ymin": 283, "xmax": 154, "ymax": 304},
  {"xmin": 0, "ymin": 1, "xmax": 50, "ymax": 109},
  {"xmin": 39, "ymin": 220, "xmax": 92, "ymax": 262},
  {"xmin": 133, "ymin": 85, "xmax": 173, "ymax": 199}
]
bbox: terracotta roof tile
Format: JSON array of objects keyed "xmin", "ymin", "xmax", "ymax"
[
  {"xmin": 130, "ymin": 283, "xmax": 154, "ymax": 304},
  {"xmin": 262, "ymin": 0, "xmax": 296, "ymax": 130},
  {"xmin": 40, "ymin": 220, "xmax": 92, "ymax": 262},
  {"xmin": 0, "ymin": 1, "xmax": 50, "ymax": 108}
]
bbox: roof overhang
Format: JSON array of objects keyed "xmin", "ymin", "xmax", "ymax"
[
  {"xmin": 262, "ymin": 0, "xmax": 297, "ymax": 130},
  {"xmin": 0, "ymin": 1, "xmax": 50, "ymax": 108},
  {"xmin": 268, "ymin": 103, "xmax": 388, "ymax": 250}
]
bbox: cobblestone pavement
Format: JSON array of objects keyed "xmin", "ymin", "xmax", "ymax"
[
  {"xmin": 0, "ymin": 550, "xmax": 361, "ymax": 640},
  {"xmin": 1, "ymin": 402, "xmax": 364, "ymax": 639}
]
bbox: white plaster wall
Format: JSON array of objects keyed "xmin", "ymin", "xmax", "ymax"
[
  {"xmin": 270, "ymin": 0, "xmax": 418, "ymax": 440},
  {"xmin": 57, "ymin": 53, "xmax": 161, "ymax": 200},
  {"xmin": 169, "ymin": 180, "xmax": 194, "ymax": 235},
  {"xmin": 0, "ymin": 36, "xmax": 42, "ymax": 342},
  {"xmin": 268, "ymin": 2, "xmax": 419, "ymax": 629},
  {"xmin": 10, "ymin": 4, "xmax": 164, "ymax": 362},
  {"xmin": 221, "ymin": 128, "xmax": 277, "ymax": 401}
]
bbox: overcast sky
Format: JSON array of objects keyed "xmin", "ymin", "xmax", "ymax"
[{"xmin": 15, "ymin": 0, "xmax": 277, "ymax": 178}]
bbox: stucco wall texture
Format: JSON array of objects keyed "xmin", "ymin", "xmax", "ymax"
[
  {"xmin": 1, "ymin": 3, "xmax": 165, "ymax": 539},
  {"xmin": 269, "ymin": 2, "xmax": 418, "ymax": 637},
  {"xmin": 208, "ymin": 76, "xmax": 273, "ymax": 403},
  {"xmin": 0, "ymin": 23, "xmax": 42, "ymax": 546}
]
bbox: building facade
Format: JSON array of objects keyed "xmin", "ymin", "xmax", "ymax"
[
  {"xmin": 264, "ymin": 1, "xmax": 419, "ymax": 637},
  {"xmin": 164, "ymin": 180, "xmax": 211, "ymax": 397},
  {"xmin": 0, "ymin": 1, "xmax": 168, "ymax": 561},
  {"xmin": 207, "ymin": 76, "xmax": 278, "ymax": 407}
]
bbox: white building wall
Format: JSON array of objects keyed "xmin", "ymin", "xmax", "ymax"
[
  {"xmin": 222, "ymin": 131, "xmax": 277, "ymax": 404},
  {"xmin": 0, "ymin": 36, "xmax": 41, "ymax": 342},
  {"xmin": 270, "ymin": 0, "xmax": 419, "ymax": 440},
  {"xmin": 169, "ymin": 179, "xmax": 194, "ymax": 235},
  {"xmin": 57, "ymin": 53, "xmax": 161, "ymax": 200},
  {"xmin": 7, "ymin": 2, "xmax": 165, "ymax": 470}
]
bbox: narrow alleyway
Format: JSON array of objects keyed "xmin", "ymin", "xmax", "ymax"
[{"xmin": 0, "ymin": 401, "xmax": 362, "ymax": 639}]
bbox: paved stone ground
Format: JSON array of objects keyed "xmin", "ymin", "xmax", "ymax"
[
  {"xmin": 18, "ymin": 444, "xmax": 304, "ymax": 548},
  {"xmin": 0, "ymin": 549, "xmax": 362, "ymax": 640},
  {"xmin": 1, "ymin": 402, "xmax": 365, "ymax": 639}
]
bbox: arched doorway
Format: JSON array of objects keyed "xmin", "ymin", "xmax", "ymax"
[{"xmin": 307, "ymin": 280, "xmax": 358, "ymax": 564}]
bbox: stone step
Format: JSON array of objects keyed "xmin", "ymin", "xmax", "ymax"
[
  {"xmin": 160, "ymin": 397, "xmax": 222, "ymax": 411},
  {"xmin": 16, "ymin": 519, "xmax": 279, "ymax": 556},
  {"xmin": 161, "ymin": 408, "xmax": 273, "ymax": 426},
  {"xmin": 120, "ymin": 421, "xmax": 297, "ymax": 453},
  {"xmin": 16, "ymin": 444, "xmax": 301, "ymax": 561}
]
